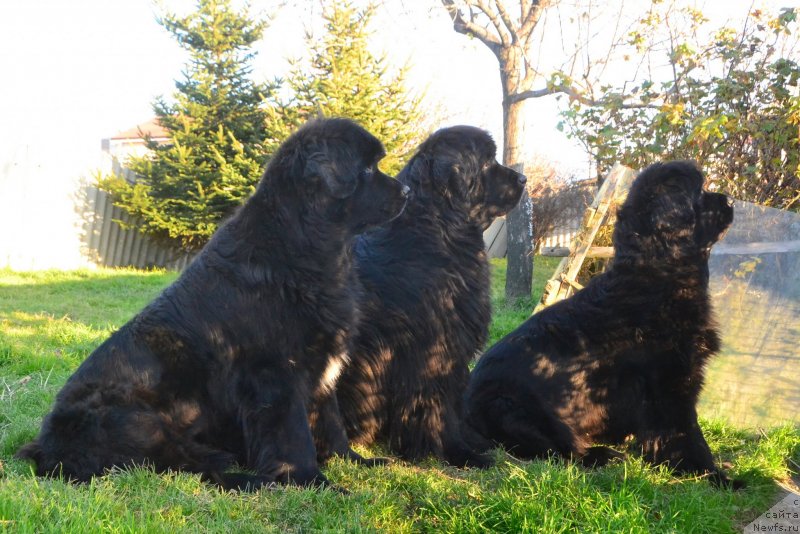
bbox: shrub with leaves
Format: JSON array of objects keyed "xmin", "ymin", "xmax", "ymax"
[{"xmin": 560, "ymin": 4, "xmax": 800, "ymax": 210}]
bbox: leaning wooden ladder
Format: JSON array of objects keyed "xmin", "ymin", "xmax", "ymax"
[{"xmin": 535, "ymin": 163, "xmax": 636, "ymax": 313}]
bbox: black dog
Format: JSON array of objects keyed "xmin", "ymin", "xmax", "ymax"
[
  {"xmin": 17, "ymin": 118, "xmax": 409, "ymax": 490},
  {"xmin": 313, "ymin": 126, "xmax": 525, "ymax": 468},
  {"xmin": 464, "ymin": 161, "xmax": 739, "ymax": 486}
]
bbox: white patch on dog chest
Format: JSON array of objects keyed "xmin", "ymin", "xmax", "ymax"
[{"xmin": 320, "ymin": 353, "xmax": 350, "ymax": 393}]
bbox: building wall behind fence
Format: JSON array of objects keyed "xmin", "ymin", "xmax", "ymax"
[
  {"xmin": 0, "ymin": 144, "xmax": 96, "ymax": 270},
  {"xmin": 0, "ymin": 151, "xmax": 191, "ymax": 271}
]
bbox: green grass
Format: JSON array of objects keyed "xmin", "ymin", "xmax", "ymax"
[
  {"xmin": 0, "ymin": 263, "xmax": 798, "ymax": 533},
  {"xmin": 487, "ymin": 256, "xmax": 561, "ymax": 347}
]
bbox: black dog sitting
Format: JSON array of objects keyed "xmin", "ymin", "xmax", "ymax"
[
  {"xmin": 464, "ymin": 161, "xmax": 739, "ymax": 486},
  {"xmin": 313, "ymin": 126, "xmax": 525, "ymax": 468},
  {"xmin": 17, "ymin": 118, "xmax": 409, "ymax": 490}
]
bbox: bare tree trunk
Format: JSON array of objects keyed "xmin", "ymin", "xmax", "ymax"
[
  {"xmin": 505, "ymin": 160, "xmax": 533, "ymax": 302},
  {"xmin": 502, "ymin": 70, "xmax": 533, "ymax": 302}
]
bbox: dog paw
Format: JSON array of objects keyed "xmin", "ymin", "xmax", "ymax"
[
  {"xmin": 709, "ymin": 469, "xmax": 746, "ymax": 490},
  {"xmin": 579, "ymin": 446, "xmax": 625, "ymax": 468},
  {"xmin": 344, "ymin": 448, "xmax": 391, "ymax": 467},
  {"xmin": 445, "ymin": 447, "xmax": 494, "ymax": 469},
  {"xmin": 206, "ymin": 472, "xmax": 276, "ymax": 492}
]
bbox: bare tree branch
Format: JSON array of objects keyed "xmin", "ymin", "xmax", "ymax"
[
  {"xmin": 520, "ymin": 0, "xmax": 532, "ymax": 23},
  {"xmin": 592, "ymin": 0, "xmax": 628, "ymax": 85},
  {"xmin": 519, "ymin": 1, "xmax": 564, "ymax": 88},
  {"xmin": 519, "ymin": 3, "xmax": 553, "ymax": 87},
  {"xmin": 472, "ymin": 0, "xmax": 511, "ymax": 47},
  {"xmin": 441, "ymin": 0, "xmax": 502, "ymax": 54},
  {"xmin": 505, "ymin": 86, "xmax": 555, "ymax": 102},
  {"xmin": 507, "ymin": 83, "xmax": 663, "ymax": 108},
  {"xmin": 492, "ymin": 0, "xmax": 520, "ymax": 43},
  {"xmin": 521, "ymin": 0, "xmax": 550, "ymax": 40}
]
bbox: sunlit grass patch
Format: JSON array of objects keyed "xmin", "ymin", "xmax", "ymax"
[{"xmin": 0, "ymin": 264, "xmax": 796, "ymax": 533}]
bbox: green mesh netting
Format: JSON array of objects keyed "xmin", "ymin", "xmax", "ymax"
[{"xmin": 700, "ymin": 200, "xmax": 800, "ymax": 427}]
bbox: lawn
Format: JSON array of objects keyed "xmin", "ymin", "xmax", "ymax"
[{"xmin": 0, "ymin": 260, "xmax": 797, "ymax": 533}]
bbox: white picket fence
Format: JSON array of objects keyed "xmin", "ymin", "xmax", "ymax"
[{"xmin": 539, "ymin": 228, "xmax": 579, "ymax": 250}]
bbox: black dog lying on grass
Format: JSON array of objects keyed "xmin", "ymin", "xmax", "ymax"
[
  {"xmin": 17, "ymin": 118, "xmax": 409, "ymax": 490},
  {"xmin": 312, "ymin": 126, "xmax": 526, "ymax": 468},
  {"xmin": 464, "ymin": 161, "xmax": 741, "ymax": 487}
]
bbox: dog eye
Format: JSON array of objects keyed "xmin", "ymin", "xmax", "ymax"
[
  {"xmin": 364, "ymin": 165, "xmax": 375, "ymax": 176},
  {"xmin": 482, "ymin": 162, "xmax": 492, "ymax": 172}
]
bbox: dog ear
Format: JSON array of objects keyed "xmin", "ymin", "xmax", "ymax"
[
  {"xmin": 303, "ymin": 153, "xmax": 359, "ymax": 199},
  {"xmin": 16, "ymin": 440, "xmax": 43, "ymax": 463},
  {"xmin": 649, "ymin": 190, "xmax": 696, "ymax": 236},
  {"xmin": 432, "ymin": 160, "xmax": 455, "ymax": 190}
]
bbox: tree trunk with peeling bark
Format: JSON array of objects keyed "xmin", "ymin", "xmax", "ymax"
[{"xmin": 504, "ymin": 161, "xmax": 532, "ymax": 301}]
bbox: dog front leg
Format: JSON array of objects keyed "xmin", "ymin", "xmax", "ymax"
[
  {"xmin": 441, "ymin": 404, "xmax": 493, "ymax": 468},
  {"xmin": 393, "ymin": 388, "xmax": 491, "ymax": 468},
  {"xmin": 638, "ymin": 409, "xmax": 742, "ymax": 488},
  {"xmin": 237, "ymin": 375, "xmax": 331, "ymax": 489},
  {"xmin": 308, "ymin": 390, "xmax": 388, "ymax": 467}
]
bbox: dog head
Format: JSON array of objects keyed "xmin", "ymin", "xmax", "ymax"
[
  {"xmin": 17, "ymin": 386, "xmax": 232, "ymax": 484},
  {"xmin": 17, "ymin": 411, "xmax": 105, "ymax": 483},
  {"xmin": 259, "ymin": 118, "xmax": 409, "ymax": 233},
  {"xmin": 16, "ymin": 396, "xmax": 140, "ymax": 483},
  {"xmin": 400, "ymin": 126, "xmax": 526, "ymax": 229},
  {"xmin": 614, "ymin": 160, "xmax": 733, "ymax": 263}
]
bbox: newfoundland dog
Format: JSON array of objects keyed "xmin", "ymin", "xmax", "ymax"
[
  {"xmin": 312, "ymin": 126, "xmax": 526, "ymax": 468},
  {"xmin": 464, "ymin": 160, "xmax": 739, "ymax": 486},
  {"xmin": 17, "ymin": 118, "xmax": 409, "ymax": 490}
]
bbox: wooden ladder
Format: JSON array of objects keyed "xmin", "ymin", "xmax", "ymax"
[{"xmin": 535, "ymin": 163, "xmax": 635, "ymax": 312}]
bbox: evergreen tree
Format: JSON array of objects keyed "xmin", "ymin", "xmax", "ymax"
[
  {"xmin": 266, "ymin": 1, "xmax": 427, "ymax": 175},
  {"xmin": 99, "ymin": 0, "xmax": 275, "ymax": 252}
]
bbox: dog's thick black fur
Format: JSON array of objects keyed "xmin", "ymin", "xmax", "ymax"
[
  {"xmin": 464, "ymin": 161, "xmax": 740, "ymax": 486},
  {"xmin": 17, "ymin": 118, "xmax": 409, "ymax": 490},
  {"xmin": 314, "ymin": 126, "xmax": 525, "ymax": 468}
]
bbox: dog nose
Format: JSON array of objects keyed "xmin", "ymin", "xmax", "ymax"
[
  {"xmin": 518, "ymin": 174, "xmax": 527, "ymax": 185},
  {"xmin": 401, "ymin": 185, "xmax": 411, "ymax": 197}
]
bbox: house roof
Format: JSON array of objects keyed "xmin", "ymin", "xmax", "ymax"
[{"xmin": 110, "ymin": 118, "xmax": 169, "ymax": 140}]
